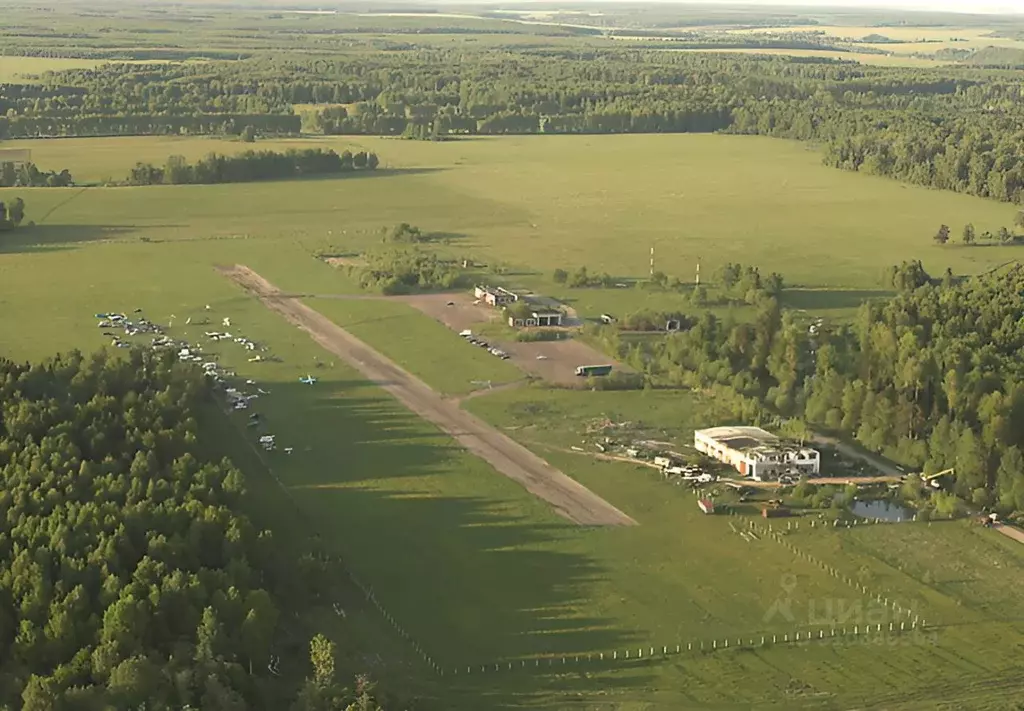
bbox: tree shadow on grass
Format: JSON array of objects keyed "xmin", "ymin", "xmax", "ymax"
[
  {"xmin": 234, "ymin": 379, "xmax": 644, "ymax": 673},
  {"xmin": 780, "ymin": 288, "xmax": 893, "ymax": 312},
  {"xmin": 293, "ymin": 167, "xmax": 447, "ymax": 183},
  {"xmin": 0, "ymin": 223, "xmax": 183, "ymax": 253}
]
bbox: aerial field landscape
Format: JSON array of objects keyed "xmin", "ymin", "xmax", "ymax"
[
  {"xmin": 2, "ymin": 131, "xmax": 1023, "ymax": 707},
  {"xmin": 3, "ymin": 132, "xmax": 1020, "ymax": 322},
  {"xmin": 1, "ymin": 1, "xmax": 1024, "ymax": 710}
]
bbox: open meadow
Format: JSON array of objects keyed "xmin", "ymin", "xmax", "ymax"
[
  {"xmin": 3, "ymin": 130, "xmax": 1024, "ymax": 708},
  {"xmin": 0, "ymin": 56, "xmax": 103, "ymax": 81},
  {"xmin": 3, "ymin": 132, "xmax": 1020, "ymax": 325}
]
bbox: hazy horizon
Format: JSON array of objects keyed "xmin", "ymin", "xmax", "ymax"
[{"xmin": 437, "ymin": 0, "xmax": 1024, "ymax": 16}]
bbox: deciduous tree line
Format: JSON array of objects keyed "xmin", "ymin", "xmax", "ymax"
[
  {"xmin": 3, "ymin": 51, "xmax": 1024, "ymax": 201},
  {"xmin": 0, "ymin": 162, "xmax": 73, "ymax": 187},
  {"xmin": 0, "ymin": 349, "xmax": 390, "ymax": 709},
  {"xmin": 601, "ymin": 264, "xmax": 1024, "ymax": 518},
  {"xmin": 126, "ymin": 148, "xmax": 377, "ymax": 186}
]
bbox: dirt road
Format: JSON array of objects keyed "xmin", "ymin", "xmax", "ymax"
[
  {"xmin": 219, "ymin": 265, "xmax": 637, "ymax": 528},
  {"xmin": 994, "ymin": 523, "xmax": 1024, "ymax": 545}
]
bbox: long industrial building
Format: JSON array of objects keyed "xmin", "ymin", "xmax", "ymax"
[{"xmin": 694, "ymin": 426, "xmax": 820, "ymax": 481}]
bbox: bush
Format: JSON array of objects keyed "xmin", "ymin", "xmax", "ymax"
[
  {"xmin": 621, "ymin": 308, "xmax": 693, "ymax": 332},
  {"xmin": 553, "ymin": 268, "xmax": 568, "ymax": 284},
  {"xmin": 357, "ymin": 246, "xmax": 466, "ymax": 293},
  {"xmin": 588, "ymin": 371, "xmax": 644, "ymax": 390},
  {"xmin": 567, "ymin": 265, "xmax": 614, "ymax": 288},
  {"xmin": 515, "ymin": 329, "xmax": 564, "ymax": 342},
  {"xmin": 386, "ymin": 222, "xmax": 426, "ymax": 243}
]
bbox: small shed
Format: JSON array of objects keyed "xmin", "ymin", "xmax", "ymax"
[{"xmin": 698, "ymin": 498, "xmax": 715, "ymax": 515}]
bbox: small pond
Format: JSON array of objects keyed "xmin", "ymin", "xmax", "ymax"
[{"xmin": 849, "ymin": 499, "xmax": 914, "ymax": 522}]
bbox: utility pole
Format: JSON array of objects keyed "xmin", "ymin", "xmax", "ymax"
[
  {"xmin": 695, "ymin": 257, "xmax": 701, "ymax": 286},
  {"xmin": 650, "ymin": 246, "xmax": 655, "ymax": 277}
]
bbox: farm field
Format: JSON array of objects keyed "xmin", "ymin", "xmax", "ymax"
[{"xmin": 3, "ymin": 132, "xmax": 1020, "ymax": 323}]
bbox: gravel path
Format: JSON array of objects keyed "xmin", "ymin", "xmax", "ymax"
[{"xmin": 219, "ymin": 264, "xmax": 637, "ymax": 527}]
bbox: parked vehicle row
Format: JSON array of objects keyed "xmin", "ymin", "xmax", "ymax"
[{"xmin": 459, "ymin": 330, "xmax": 510, "ymax": 359}]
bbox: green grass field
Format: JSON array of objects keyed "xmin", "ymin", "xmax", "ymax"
[
  {"xmin": 309, "ymin": 297, "xmax": 522, "ymax": 395},
  {"xmin": 4, "ymin": 132, "xmax": 1019, "ymax": 323},
  {"xmin": 0, "ymin": 56, "xmax": 103, "ymax": 81},
  {"xmin": 3, "ymin": 132, "xmax": 1024, "ymax": 708}
]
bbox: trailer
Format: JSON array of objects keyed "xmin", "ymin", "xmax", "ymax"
[{"xmin": 575, "ymin": 364, "xmax": 613, "ymax": 377}]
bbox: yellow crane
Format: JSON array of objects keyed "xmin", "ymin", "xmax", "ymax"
[{"xmin": 920, "ymin": 467, "xmax": 955, "ymax": 489}]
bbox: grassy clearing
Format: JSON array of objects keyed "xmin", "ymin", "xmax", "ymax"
[
  {"xmin": 5, "ymin": 133, "xmax": 1018, "ymax": 323},
  {"xmin": 0, "ymin": 56, "xmax": 103, "ymax": 81}
]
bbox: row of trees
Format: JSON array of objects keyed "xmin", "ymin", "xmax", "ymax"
[
  {"xmin": 0, "ymin": 349, "xmax": 392, "ymax": 708},
  {"xmin": 601, "ymin": 264, "xmax": 1024, "ymax": 516},
  {"xmin": 126, "ymin": 148, "xmax": 378, "ymax": 186},
  {"xmin": 3, "ymin": 50, "xmax": 1024, "ymax": 201},
  {"xmin": 0, "ymin": 162, "xmax": 73, "ymax": 187},
  {"xmin": 0, "ymin": 197, "xmax": 26, "ymax": 229},
  {"xmin": 934, "ymin": 222, "xmax": 1021, "ymax": 245},
  {"xmin": 553, "ymin": 266, "xmax": 617, "ymax": 289},
  {"xmin": 0, "ymin": 114, "xmax": 301, "ymax": 140}
]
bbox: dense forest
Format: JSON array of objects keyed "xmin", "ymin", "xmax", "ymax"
[
  {"xmin": 126, "ymin": 148, "xmax": 378, "ymax": 186},
  {"xmin": 1, "ymin": 47, "xmax": 1023, "ymax": 202},
  {"xmin": 0, "ymin": 350, "xmax": 389, "ymax": 710},
  {"xmin": 0, "ymin": 162, "xmax": 73, "ymax": 188},
  {"xmin": 0, "ymin": 197, "xmax": 26, "ymax": 229},
  {"xmin": 599, "ymin": 262, "xmax": 1024, "ymax": 519}
]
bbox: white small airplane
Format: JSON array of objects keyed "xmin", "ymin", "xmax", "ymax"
[{"xmin": 299, "ymin": 375, "xmax": 318, "ymax": 385}]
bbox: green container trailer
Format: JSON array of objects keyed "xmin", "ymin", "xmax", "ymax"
[{"xmin": 575, "ymin": 364, "xmax": 613, "ymax": 377}]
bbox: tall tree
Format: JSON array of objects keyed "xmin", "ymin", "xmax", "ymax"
[
  {"xmin": 962, "ymin": 223, "xmax": 975, "ymax": 245},
  {"xmin": 309, "ymin": 634, "xmax": 336, "ymax": 689}
]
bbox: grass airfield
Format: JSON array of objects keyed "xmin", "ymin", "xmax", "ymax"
[{"xmin": 2, "ymin": 132, "xmax": 1024, "ymax": 708}]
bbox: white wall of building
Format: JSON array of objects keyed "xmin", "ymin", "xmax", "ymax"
[{"xmin": 694, "ymin": 427, "xmax": 820, "ymax": 479}]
